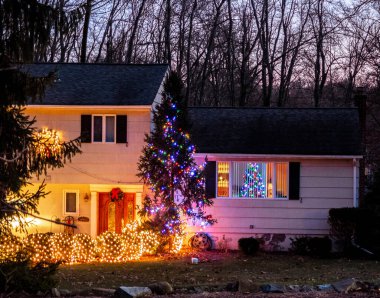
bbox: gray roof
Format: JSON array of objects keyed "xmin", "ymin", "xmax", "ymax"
[
  {"xmin": 23, "ymin": 63, "xmax": 168, "ymax": 105},
  {"xmin": 188, "ymin": 108, "xmax": 361, "ymax": 156}
]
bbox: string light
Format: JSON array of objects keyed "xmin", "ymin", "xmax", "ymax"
[
  {"xmin": 0, "ymin": 221, "xmax": 181, "ymax": 264},
  {"xmin": 71, "ymin": 234, "xmax": 96, "ymax": 263},
  {"xmin": 35, "ymin": 128, "xmax": 62, "ymax": 160},
  {"xmin": 240, "ymin": 162, "xmax": 266, "ymax": 198}
]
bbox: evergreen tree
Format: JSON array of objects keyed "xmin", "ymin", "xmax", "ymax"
[
  {"xmin": 0, "ymin": 1, "xmax": 82, "ymax": 236},
  {"xmin": 137, "ymin": 72, "xmax": 215, "ymax": 240}
]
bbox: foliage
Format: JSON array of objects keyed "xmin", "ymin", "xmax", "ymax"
[
  {"xmin": 290, "ymin": 236, "xmax": 331, "ymax": 258},
  {"xmin": 328, "ymin": 208, "xmax": 380, "ymax": 255},
  {"xmin": 0, "ymin": 255, "xmax": 59, "ymax": 295},
  {"xmin": 0, "ymin": 61, "xmax": 81, "ymax": 237},
  {"xmin": 363, "ymin": 169, "xmax": 380, "ymax": 212},
  {"xmin": 72, "ymin": 234, "xmax": 96, "ymax": 263},
  {"xmin": 137, "ymin": 71, "xmax": 215, "ymax": 247},
  {"xmin": 0, "ymin": 223, "xmax": 170, "ymax": 264},
  {"xmin": 238, "ymin": 237, "xmax": 260, "ymax": 256},
  {"xmin": 0, "ymin": 0, "xmax": 83, "ymax": 63}
]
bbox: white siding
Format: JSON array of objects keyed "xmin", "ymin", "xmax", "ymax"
[
  {"xmin": 190, "ymin": 159, "xmax": 355, "ymax": 249},
  {"xmin": 27, "ymin": 107, "xmax": 150, "ymax": 184}
]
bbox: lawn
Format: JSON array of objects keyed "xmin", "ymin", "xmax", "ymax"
[{"xmin": 56, "ymin": 250, "xmax": 380, "ymax": 293}]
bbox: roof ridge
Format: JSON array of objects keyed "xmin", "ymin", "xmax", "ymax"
[
  {"xmin": 188, "ymin": 106, "xmax": 358, "ymax": 110},
  {"xmin": 22, "ymin": 62, "xmax": 169, "ymax": 67}
]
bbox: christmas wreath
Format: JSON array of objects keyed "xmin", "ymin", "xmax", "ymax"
[{"xmin": 109, "ymin": 188, "xmax": 124, "ymax": 202}]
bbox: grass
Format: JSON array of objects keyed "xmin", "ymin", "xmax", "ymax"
[{"xmin": 56, "ymin": 250, "xmax": 380, "ymax": 292}]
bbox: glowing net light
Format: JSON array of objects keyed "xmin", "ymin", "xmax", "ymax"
[
  {"xmin": 96, "ymin": 231, "xmax": 125, "ymax": 263},
  {"xmin": 0, "ymin": 235, "xmax": 23, "ymax": 262},
  {"xmin": 138, "ymin": 230, "xmax": 160, "ymax": 255},
  {"xmin": 35, "ymin": 128, "xmax": 62, "ymax": 159},
  {"xmin": 71, "ymin": 234, "xmax": 96, "ymax": 263},
  {"xmin": 49, "ymin": 233, "xmax": 73, "ymax": 263},
  {"xmin": 24, "ymin": 233, "xmax": 53, "ymax": 263},
  {"xmin": 0, "ymin": 221, "xmax": 185, "ymax": 264}
]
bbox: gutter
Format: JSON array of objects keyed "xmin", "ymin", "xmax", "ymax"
[
  {"xmin": 353, "ymin": 158, "xmax": 358, "ymax": 207},
  {"xmin": 26, "ymin": 105, "xmax": 152, "ymax": 111},
  {"xmin": 194, "ymin": 153, "xmax": 363, "ymax": 160}
]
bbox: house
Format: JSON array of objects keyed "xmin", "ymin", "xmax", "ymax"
[
  {"xmin": 187, "ymin": 108, "xmax": 362, "ymax": 249},
  {"xmin": 24, "ymin": 63, "xmax": 362, "ymax": 250},
  {"xmin": 24, "ymin": 63, "xmax": 168, "ymax": 237}
]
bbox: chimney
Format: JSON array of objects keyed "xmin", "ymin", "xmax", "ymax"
[{"xmin": 353, "ymin": 87, "xmax": 367, "ymax": 206}]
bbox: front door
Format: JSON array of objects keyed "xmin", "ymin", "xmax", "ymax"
[{"xmin": 98, "ymin": 192, "xmax": 135, "ymax": 234}]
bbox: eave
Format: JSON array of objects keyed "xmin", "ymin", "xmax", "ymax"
[
  {"xmin": 26, "ymin": 105, "xmax": 152, "ymax": 112},
  {"xmin": 193, "ymin": 153, "xmax": 363, "ymax": 160}
]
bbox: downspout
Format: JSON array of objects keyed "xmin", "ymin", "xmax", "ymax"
[{"xmin": 353, "ymin": 158, "xmax": 358, "ymax": 208}]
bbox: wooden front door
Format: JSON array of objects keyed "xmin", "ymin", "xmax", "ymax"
[{"xmin": 98, "ymin": 192, "xmax": 135, "ymax": 234}]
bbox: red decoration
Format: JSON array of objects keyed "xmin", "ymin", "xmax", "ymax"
[{"xmin": 109, "ymin": 188, "xmax": 124, "ymax": 202}]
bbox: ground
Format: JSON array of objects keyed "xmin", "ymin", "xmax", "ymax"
[{"xmin": 56, "ymin": 250, "xmax": 380, "ymax": 297}]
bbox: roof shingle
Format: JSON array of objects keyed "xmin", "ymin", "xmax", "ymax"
[
  {"xmin": 188, "ymin": 107, "xmax": 361, "ymax": 156},
  {"xmin": 23, "ymin": 63, "xmax": 168, "ymax": 105}
]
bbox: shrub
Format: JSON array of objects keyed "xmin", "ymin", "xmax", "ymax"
[
  {"xmin": 308, "ymin": 237, "xmax": 332, "ymax": 257},
  {"xmin": 329, "ymin": 207, "xmax": 380, "ymax": 254},
  {"xmin": 96, "ymin": 231, "xmax": 124, "ymax": 262},
  {"xmin": 238, "ymin": 237, "xmax": 260, "ymax": 256},
  {"xmin": 290, "ymin": 236, "xmax": 310, "ymax": 255},
  {"xmin": 290, "ymin": 236, "xmax": 331, "ymax": 257},
  {"xmin": 0, "ymin": 234, "xmax": 23, "ymax": 262},
  {"xmin": 24, "ymin": 233, "xmax": 53, "ymax": 263},
  {"xmin": 49, "ymin": 233, "xmax": 73, "ymax": 263},
  {"xmin": 72, "ymin": 234, "xmax": 96, "ymax": 263},
  {"xmin": 0, "ymin": 256, "xmax": 59, "ymax": 295}
]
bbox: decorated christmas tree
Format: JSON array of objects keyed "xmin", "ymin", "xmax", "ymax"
[
  {"xmin": 240, "ymin": 163, "xmax": 266, "ymax": 198},
  {"xmin": 137, "ymin": 71, "xmax": 215, "ymax": 245}
]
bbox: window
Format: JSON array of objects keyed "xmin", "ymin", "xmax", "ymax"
[
  {"xmin": 81, "ymin": 114, "xmax": 127, "ymax": 144},
  {"xmin": 217, "ymin": 162, "xmax": 229, "ymax": 197},
  {"xmin": 92, "ymin": 115, "xmax": 115, "ymax": 143},
  {"xmin": 63, "ymin": 190, "xmax": 79, "ymax": 215},
  {"xmin": 217, "ymin": 162, "xmax": 288, "ymax": 199}
]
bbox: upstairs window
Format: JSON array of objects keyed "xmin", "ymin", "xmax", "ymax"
[
  {"xmin": 81, "ymin": 114, "xmax": 127, "ymax": 144},
  {"xmin": 93, "ymin": 115, "xmax": 115, "ymax": 143},
  {"xmin": 217, "ymin": 161, "xmax": 289, "ymax": 199}
]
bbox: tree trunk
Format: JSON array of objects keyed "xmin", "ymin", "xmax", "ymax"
[{"xmin": 80, "ymin": 0, "xmax": 92, "ymax": 63}]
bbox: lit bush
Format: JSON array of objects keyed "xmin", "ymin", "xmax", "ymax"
[
  {"xmin": 49, "ymin": 233, "xmax": 73, "ymax": 263},
  {"xmin": 122, "ymin": 221, "xmax": 160, "ymax": 257},
  {"xmin": 96, "ymin": 231, "xmax": 124, "ymax": 262},
  {"xmin": 0, "ymin": 234, "xmax": 23, "ymax": 262},
  {"xmin": 72, "ymin": 234, "xmax": 96, "ymax": 263},
  {"xmin": 24, "ymin": 233, "xmax": 53, "ymax": 263},
  {"xmin": 138, "ymin": 230, "xmax": 160, "ymax": 255}
]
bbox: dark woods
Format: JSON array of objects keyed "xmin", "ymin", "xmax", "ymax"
[
  {"xmin": 1, "ymin": 0, "xmax": 380, "ymax": 166},
  {"xmin": 0, "ymin": 0, "xmax": 379, "ymax": 107}
]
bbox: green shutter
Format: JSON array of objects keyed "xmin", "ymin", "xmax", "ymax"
[
  {"xmin": 80, "ymin": 115, "xmax": 92, "ymax": 143},
  {"xmin": 205, "ymin": 161, "xmax": 216, "ymax": 199},
  {"xmin": 289, "ymin": 162, "xmax": 300, "ymax": 200},
  {"xmin": 116, "ymin": 115, "xmax": 127, "ymax": 143}
]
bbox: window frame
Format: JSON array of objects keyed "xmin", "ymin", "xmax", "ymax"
[
  {"xmin": 63, "ymin": 189, "xmax": 80, "ymax": 215},
  {"xmin": 92, "ymin": 114, "xmax": 116, "ymax": 143},
  {"xmin": 216, "ymin": 161, "xmax": 289, "ymax": 200}
]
